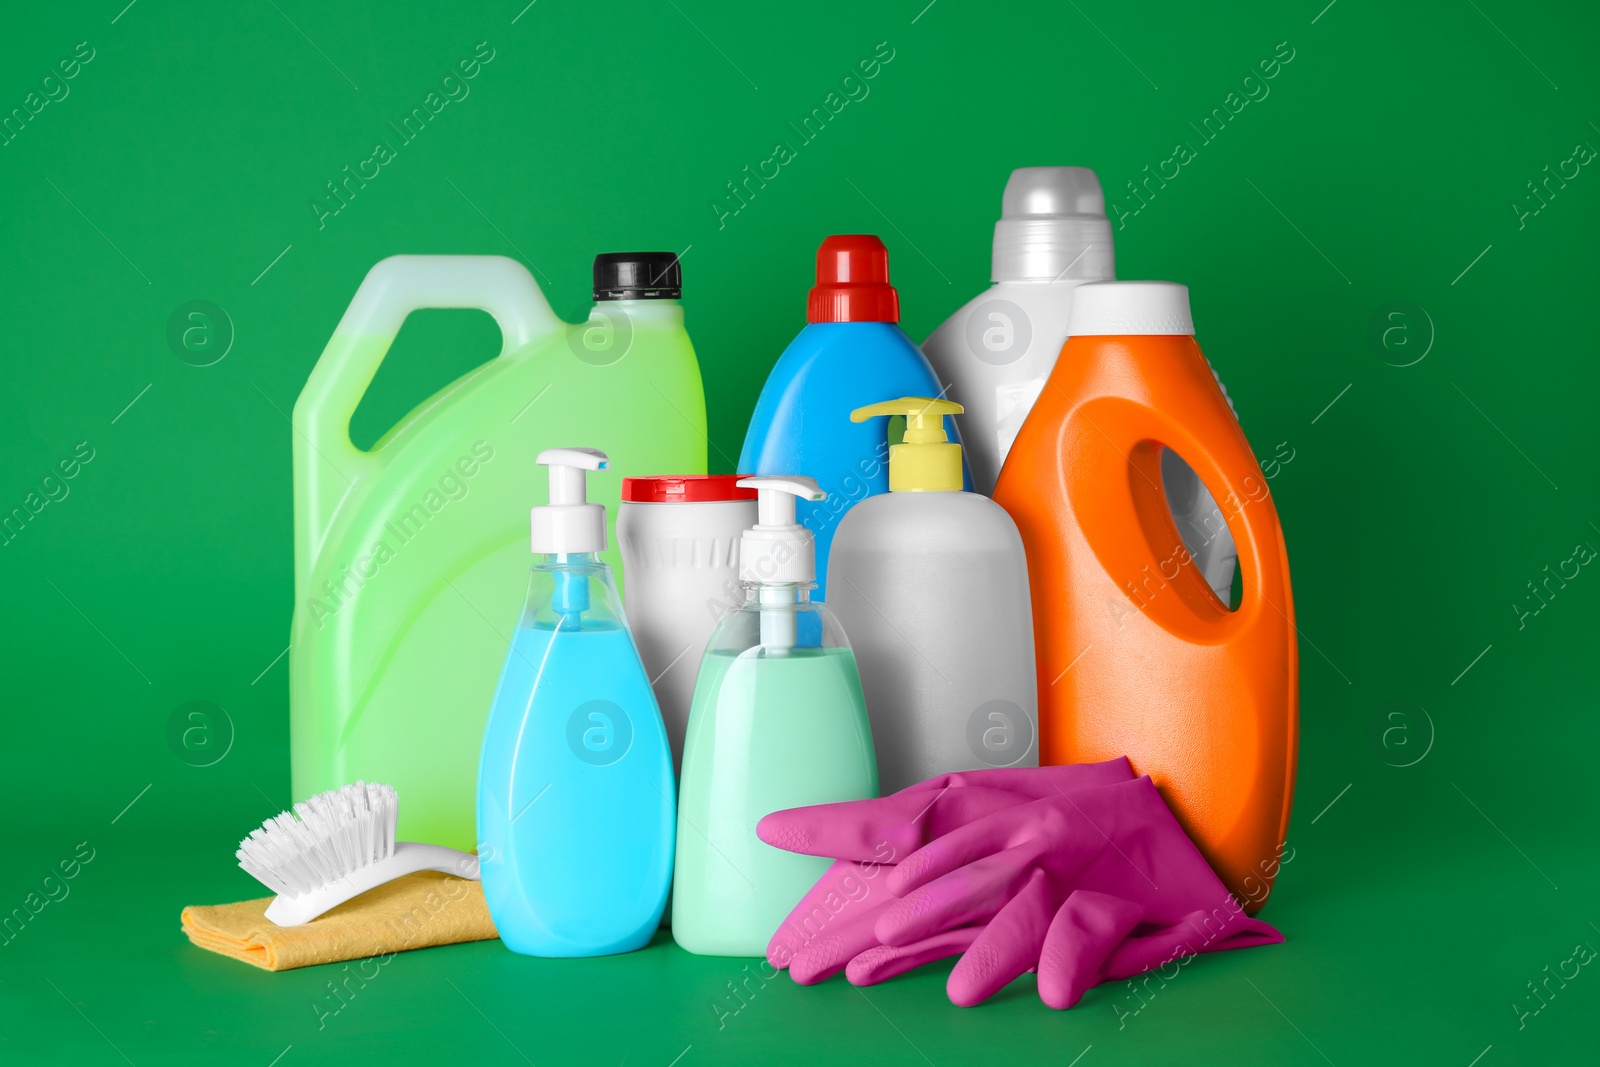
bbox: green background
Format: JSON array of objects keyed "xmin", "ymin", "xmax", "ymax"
[{"xmin": 2, "ymin": 0, "xmax": 1597, "ymax": 1063}]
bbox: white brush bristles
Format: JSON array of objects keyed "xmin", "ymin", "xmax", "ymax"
[{"xmin": 237, "ymin": 781, "xmax": 399, "ymax": 899}]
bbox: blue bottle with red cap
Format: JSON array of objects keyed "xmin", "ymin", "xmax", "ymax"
[{"xmin": 738, "ymin": 234, "xmax": 969, "ymax": 598}]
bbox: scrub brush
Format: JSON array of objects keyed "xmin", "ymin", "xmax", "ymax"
[{"xmin": 237, "ymin": 781, "xmax": 480, "ymax": 926}]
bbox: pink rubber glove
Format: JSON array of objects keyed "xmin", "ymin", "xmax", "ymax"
[
  {"xmin": 1042, "ymin": 890, "xmax": 1277, "ymax": 1008},
  {"xmin": 760, "ymin": 760, "xmax": 1135, "ymax": 982},
  {"xmin": 760, "ymin": 759, "xmax": 1136, "ymax": 862},
  {"xmin": 878, "ymin": 776, "xmax": 1283, "ymax": 1007}
]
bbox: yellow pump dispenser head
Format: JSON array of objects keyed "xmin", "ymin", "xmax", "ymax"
[{"xmin": 850, "ymin": 397, "xmax": 964, "ymax": 492}]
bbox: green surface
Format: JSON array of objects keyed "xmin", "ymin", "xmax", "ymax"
[{"xmin": 2, "ymin": 0, "xmax": 1597, "ymax": 1064}]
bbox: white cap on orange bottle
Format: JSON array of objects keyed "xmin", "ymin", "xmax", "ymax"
[{"xmin": 1067, "ymin": 281, "xmax": 1195, "ymax": 336}]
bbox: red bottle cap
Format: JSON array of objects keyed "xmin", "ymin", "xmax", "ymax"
[
  {"xmin": 807, "ymin": 234, "xmax": 900, "ymax": 324},
  {"xmin": 621, "ymin": 474, "xmax": 758, "ymax": 503}
]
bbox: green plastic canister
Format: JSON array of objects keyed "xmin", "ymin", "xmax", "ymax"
[{"xmin": 290, "ymin": 254, "xmax": 705, "ymax": 850}]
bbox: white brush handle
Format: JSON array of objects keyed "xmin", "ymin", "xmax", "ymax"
[{"xmin": 263, "ymin": 842, "xmax": 481, "ymax": 927}]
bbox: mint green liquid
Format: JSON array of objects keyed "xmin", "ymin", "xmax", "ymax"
[{"xmin": 672, "ymin": 646, "xmax": 877, "ymax": 956}]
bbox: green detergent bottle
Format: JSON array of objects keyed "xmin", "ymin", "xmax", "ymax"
[{"xmin": 290, "ymin": 253, "xmax": 705, "ymax": 851}]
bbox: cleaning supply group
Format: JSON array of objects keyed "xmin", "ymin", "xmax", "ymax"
[{"xmin": 260, "ymin": 166, "xmax": 1298, "ymax": 1009}]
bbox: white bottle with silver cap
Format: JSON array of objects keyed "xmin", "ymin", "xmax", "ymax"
[
  {"xmin": 923, "ymin": 166, "xmax": 1116, "ymax": 495},
  {"xmin": 925, "ymin": 167, "xmax": 1239, "ymax": 602}
]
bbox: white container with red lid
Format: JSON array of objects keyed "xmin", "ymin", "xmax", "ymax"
[{"xmin": 617, "ymin": 475, "xmax": 758, "ymax": 774}]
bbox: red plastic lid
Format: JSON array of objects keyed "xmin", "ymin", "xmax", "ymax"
[
  {"xmin": 621, "ymin": 474, "xmax": 758, "ymax": 503},
  {"xmin": 807, "ymin": 234, "xmax": 900, "ymax": 324}
]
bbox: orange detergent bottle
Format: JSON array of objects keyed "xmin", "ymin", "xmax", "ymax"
[{"xmin": 994, "ymin": 281, "xmax": 1297, "ymax": 912}]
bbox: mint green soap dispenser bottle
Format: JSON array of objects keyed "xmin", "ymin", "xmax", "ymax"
[{"xmin": 672, "ymin": 477, "xmax": 878, "ymax": 956}]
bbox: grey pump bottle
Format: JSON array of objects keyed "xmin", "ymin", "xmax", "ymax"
[{"xmin": 826, "ymin": 397, "xmax": 1038, "ymax": 793}]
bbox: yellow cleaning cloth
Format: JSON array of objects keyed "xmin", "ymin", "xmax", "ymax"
[{"xmin": 181, "ymin": 871, "xmax": 498, "ymax": 971}]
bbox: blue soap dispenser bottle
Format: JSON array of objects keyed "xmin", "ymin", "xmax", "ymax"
[{"xmin": 478, "ymin": 447, "xmax": 675, "ymax": 956}]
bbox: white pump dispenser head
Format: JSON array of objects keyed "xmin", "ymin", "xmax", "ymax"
[
  {"xmin": 532, "ymin": 447, "xmax": 608, "ymax": 554},
  {"xmin": 735, "ymin": 476, "xmax": 824, "ymax": 585}
]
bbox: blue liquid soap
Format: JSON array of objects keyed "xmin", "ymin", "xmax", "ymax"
[{"xmin": 478, "ymin": 449, "xmax": 674, "ymax": 957}]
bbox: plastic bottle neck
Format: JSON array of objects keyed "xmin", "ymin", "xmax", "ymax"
[
  {"xmin": 541, "ymin": 551, "xmax": 600, "ymax": 567},
  {"xmin": 992, "ymin": 274, "xmax": 1094, "ymax": 289},
  {"xmin": 743, "ymin": 581, "xmax": 812, "ymax": 605},
  {"xmin": 596, "ymin": 299, "xmax": 683, "ymax": 326},
  {"xmin": 991, "ymin": 221, "xmax": 1114, "ymax": 284},
  {"xmin": 541, "ymin": 552, "xmax": 601, "ymax": 622},
  {"xmin": 745, "ymin": 582, "xmax": 812, "ymax": 652}
]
